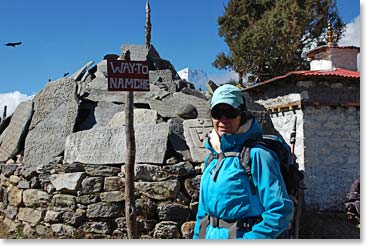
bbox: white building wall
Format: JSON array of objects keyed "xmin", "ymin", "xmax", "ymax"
[
  {"xmin": 303, "ymin": 106, "xmax": 360, "ymax": 211},
  {"xmin": 270, "ymin": 110, "xmax": 305, "ymax": 170},
  {"xmin": 256, "ymin": 94, "xmax": 305, "ymax": 170},
  {"xmin": 257, "ymin": 96, "xmax": 360, "ymax": 211}
]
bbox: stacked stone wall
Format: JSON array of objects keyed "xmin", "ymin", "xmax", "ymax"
[
  {"xmin": 0, "ymin": 161, "xmax": 200, "ymax": 239},
  {"xmin": 302, "ymin": 106, "xmax": 360, "ymax": 211}
]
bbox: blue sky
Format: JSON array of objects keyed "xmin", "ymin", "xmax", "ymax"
[{"xmin": 0, "ymin": 0, "xmax": 361, "ymax": 97}]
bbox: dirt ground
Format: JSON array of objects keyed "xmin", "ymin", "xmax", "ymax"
[
  {"xmin": 0, "ymin": 212, "xmax": 360, "ymax": 239},
  {"xmin": 0, "ymin": 215, "xmax": 7, "ymax": 239},
  {"xmin": 299, "ymin": 211, "xmax": 360, "ymax": 239}
]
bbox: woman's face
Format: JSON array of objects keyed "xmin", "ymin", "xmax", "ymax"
[{"xmin": 211, "ymin": 104, "xmax": 241, "ymax": 137}]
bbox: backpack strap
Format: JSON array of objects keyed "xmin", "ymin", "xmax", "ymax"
[
  {"xmin": 205, "ymin": 152, "xmax": 242, "ymax": 182},
  {"xmin": 240, "ymin": 143, "xmax": 257, "ymax": 195},
  {"xmin": 206, "ymin": 141, "xmax": 258, "ymax": 193},
  {"xmin": 204, "ymin": 153, "xmax": 215, "ymax": 170},
  {"xmin": 199, "ymin": 214, "xmax": 262, "ymax": 239},
  {"xmin": 211, "ymin": 153, "xmax": 224, "ymax": 181},
  {"xmin": 199, "ymin": 215, "xmax": 210, "ymax": 239}
]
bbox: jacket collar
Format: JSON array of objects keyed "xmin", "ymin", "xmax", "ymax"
[{"xmin": 206, "ymin": 118, "xmax": 263, "ymax": 154}]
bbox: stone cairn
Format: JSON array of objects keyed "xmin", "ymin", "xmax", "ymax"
[{"xmin": 0, "ymin": 44, "xmax": 277, "ymax": 239}]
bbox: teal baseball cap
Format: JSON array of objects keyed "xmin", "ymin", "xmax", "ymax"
[{"xmin": 210, "ymin": 84, "xmax": 245, "ymax": 110}]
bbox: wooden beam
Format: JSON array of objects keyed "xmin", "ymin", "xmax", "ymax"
[{"xmin": 267, "ymin": 101, "xmax": 302, "ymax": 113}]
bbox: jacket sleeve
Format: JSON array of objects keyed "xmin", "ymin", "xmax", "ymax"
[{"xmin": 243, "ymin": 147, "xmax": 294, "ymax": 239}]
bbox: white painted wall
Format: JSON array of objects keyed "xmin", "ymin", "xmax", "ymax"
[
  {"xmin": 270, "ymin": 110, "xmax": 305, "ymax": 170},
  {"xmin": 256, "ymin": 97, "xmax": 360, "ymax": 211}
]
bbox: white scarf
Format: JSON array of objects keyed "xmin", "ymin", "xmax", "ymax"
[{"xmin": 209, "ymin": 118, "xmax": 253, "ymax": 153}]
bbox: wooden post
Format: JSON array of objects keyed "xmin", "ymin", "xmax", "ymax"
[
  {"xmin": 3, "ymin": 105, "xmax": 7, "ymax": 119},
  {"xmin": 123, "ymin": 52, "xmax": 137, "ymax": 238},
  {"xmin": 107, "ymin": 51, "xmax": 149, "ymax": 239},
  {"xmin": 145, "ymin": 0, "xmax": 152, "ymax": 49}
]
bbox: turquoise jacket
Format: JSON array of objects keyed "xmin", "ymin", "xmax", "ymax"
[{"xmin": 193, "ymin": 119, "xmax": 293, "ymax": 239}]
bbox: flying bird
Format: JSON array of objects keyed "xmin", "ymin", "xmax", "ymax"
[
  {"xmin": 5, "ymin": 42, "xmax": 22, "ymax": 47},
  {"xmin": 63, "ymin": 72, "xmax": 69, "ymax": 77}
]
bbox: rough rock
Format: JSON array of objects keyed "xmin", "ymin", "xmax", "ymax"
[
  {"xmin": 64, "ymin": 123, "xmax": 170, "ymax": 165},
  {"xmin": 168, "ymin": 118, "xmax": 191, "ymax": 161},
  {"xmin": 184, "ymin": 175, "xmax": 202, "ymax": 201},
  {"xmin": 107, "ymin": 109, "xmax": 158, "ymax": 128},
  {"xmin": 71, "ymin": 61, "xmax": 94, "ymax": 81},
  {"xmin": 176, "ymin": 103, "xmax": 198, "ymax": 119},
  {"xmin": 35, "ymin": 224, "xmax": 53, "ymax": 237},
  {"xmin": 24, "ymin": 78, "xmax": 79, "ymax": 167},
  {"xmin": 120, "ymin": 44, "xmax": 160, "ymax": 61},
  {"xmin": 0, "ymin": 164, "xmax": 19, "ymax": 177},
  {"xmin": 19, "ymin": 166, "xmax": 38, "ymax": 180},
  {"xmin": 0, "ymin": 100, "xmax": 33, "ymax": 162},
  {"xmin": 84, "ymin": 165, "xmax": 120, "ymax": 177},
  {"xmin": 22, "ymin": 189, "xmax": 50, "ymax": 207},
  {"xmin": 44, "ymin": 210, "xmax": 63, "ymax": 223},
  {"xmin": 206, "ymin": 80, "xmax": 218, "ymax": 95},
  {"xmin": 51, "ymin": 194, "xmax": 76, "ymax": 211},
  {"xmin": 104, "ymin": 176, "xmax": 124, "ymax": 191},
  {"xmin": 135, "ymin": 197, "xmax": 157, "ymax": 219},
  {"xmin": 17, "ymin": 207, "xmax": 44, "ymax": 224},
  {"xmin": 158, "ymin": 202, "xmax": 191, "ymax": 222},
  {"xmin": 62, "ymin": 209, "xmax": 86, "ymax": 226},
  {"xmin": 77, "ymin": 100, "xmax": 125, "ymax": 131},
  {"xmin": 149, "ymin": 92, "xmax": 210, "ymax": 119},
  {"xmin": 181, "ymin": 221, "xmax": 196, "ymax": 239},
  {"xmin": 183, "ymin": 118, "xmax": 212, "ymax": 163},
  {"xmin": 7, "ymin": 185, "xmax": 22, "ymax": 207},
  {"xmin": 100, "ymin": 191, "xmax": 124, "ymax": 203},
  {"xmin": 76, "ymin": 194, "xmax": 99, "ymax": 205},
  {"xmin": 149, "ymin": 69, "xmax": 176, "ymax": 84},
  {"xmin": 131, "ymin": 162, "xmax": 195, "ymax": 182},
  {"xmin": 3, "ymin": 217, "xmax": 22, "ymax": 233},
  {"xmin": 80, "ymin": 177, "xmax": 104, "ymax": 194},
  {"xmin": 180, "ymin": 87, "xmax": 208, "ymax": 100},
  {"xmin": 153, "ymin": 221, "xmax": 180, "ymax": 239},
  {"xmin": 82, "ymin": 221, "xmax": 112, "ymax": 234},
  {"xmin": 135, "ymin": 180, "xmax": 180, "ymax": 200},
  {"xmin": 50, "ymin": 172, "xmax": 86, "ymax": 193},
  {"xmin": 9, "ymin": 175, "xmax": 21, "ymax": 185},
  {"xmin": 4, "ymin": 205, "xmax": 18, "ymax": 220},
  {"xmin": 86, "ymin": 202, "xmax": 123, "ymax": 218},
  {"xmin": 51, "ymin": 223, "xmax": 75, "ymax": 236}
]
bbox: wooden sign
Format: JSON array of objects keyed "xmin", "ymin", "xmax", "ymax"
[{"xmin": 107, "ymin": 60, "xmax": 150, "ymax": 91}]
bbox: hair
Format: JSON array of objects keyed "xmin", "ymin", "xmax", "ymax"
[
  {"xmin": 240, "ymin": 95, "xmax": 247, "ymax": 111},
  {"xmin": 240, "ymin": 108, "xmax": 252, "ymax": 125}
]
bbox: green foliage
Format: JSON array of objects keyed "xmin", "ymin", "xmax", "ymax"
[
  {"xmin": 213, "ymin": 0, "xmax": 345, "ymax": 82},
  {"xmin": 224, "ymin": 79, "xmax": 244, "ymax": 89}
]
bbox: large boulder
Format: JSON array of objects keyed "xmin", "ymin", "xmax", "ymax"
[
  {"xmin": 64, "ymin": 123, "xmax": 170, "ymax": 165},
  {"xmin": 183, "ymin": 118, "xmax": 212, "ymax": 163},
  {"xmin": 0, "ymin": 101, "xmax": 33, "ymax": 162},
  {"xmin": 23, "ymin": 78, "xmax": 79, "ymax": 167}
]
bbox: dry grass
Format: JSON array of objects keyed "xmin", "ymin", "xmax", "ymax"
[{"xmin": 0, "ymin": 215, "xmax": 8, "ymax": 239}]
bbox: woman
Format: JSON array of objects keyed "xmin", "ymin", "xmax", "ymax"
[{"xmin": 193, "ymin": 84, "xmax": 293, "ymax": 239}]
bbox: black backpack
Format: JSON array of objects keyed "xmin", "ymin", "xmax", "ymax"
[{"xmin": 205, "ymin": 134, "xmax": 305, "ymax": 238}]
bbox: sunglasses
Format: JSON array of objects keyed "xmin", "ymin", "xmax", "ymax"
[{"xmin": 211, "ymin": 107, "xmax": 241, "ymax": 120}]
